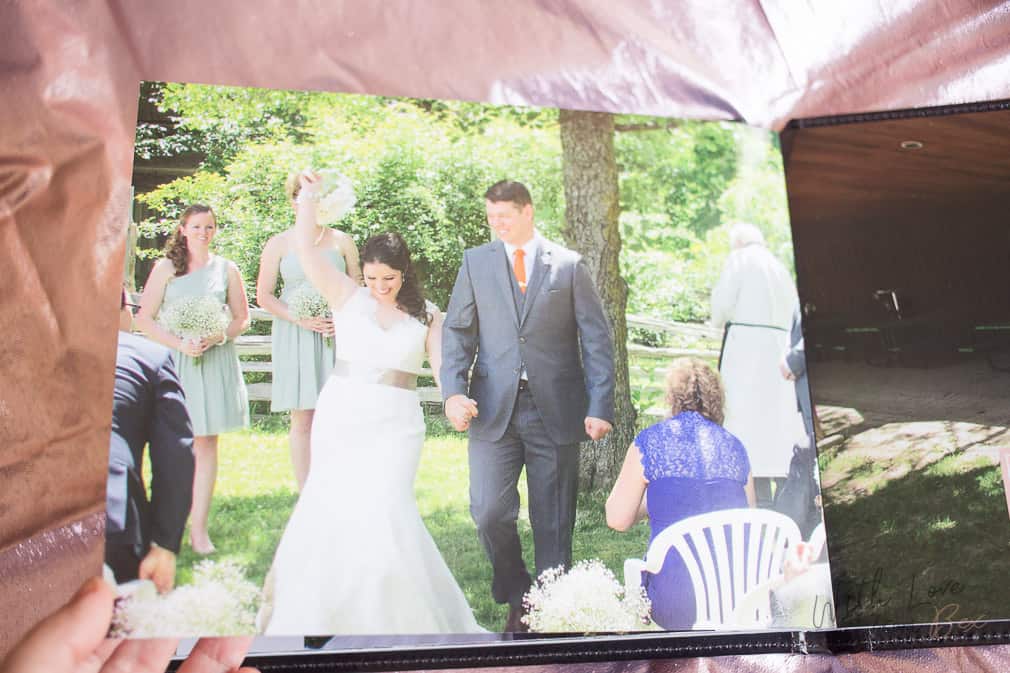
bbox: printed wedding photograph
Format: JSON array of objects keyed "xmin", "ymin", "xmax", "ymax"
[
  {"xmin": 107, "ymin": 80, "xmax": 835, "ymax": 640},
  {"xmin": 783, "ymin": 106, "xmax": 1010, "ymax": 628}
]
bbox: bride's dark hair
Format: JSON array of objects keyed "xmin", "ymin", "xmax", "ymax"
[{"xmin": 361, "ymin": 232, "xmax": 431, "ymax": 326}]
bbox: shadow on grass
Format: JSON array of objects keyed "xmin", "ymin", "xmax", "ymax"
[
  {"xmin": 176, "ymin": 490, "xmax": 296, "ymax": 589},
  {"xmin": 177, "ymin": 488, "xmax": 651, "ymax": 633},
  {"xmin": 413, "ymin": 490, "xmax": 651, "ymax": 630},
  {"xmin": 825, "ymin": 459, "xmax": 1010, "ymax": 627}
]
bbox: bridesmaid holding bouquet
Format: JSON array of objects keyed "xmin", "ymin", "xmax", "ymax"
[
  {"xmin": 134, "ymin": 204, "xmax": 251, "ymax": 555},
  {"xmin": 256, "ymin": 172, "xmax": 361, "ymax": 490}
]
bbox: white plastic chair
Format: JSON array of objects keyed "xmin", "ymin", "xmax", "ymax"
[
  {"xmin": 807, "ymin": 520, "xmax": 827, "ymax": 560},
  {"xmin": 624, "ymin": 508, "xmax": 802, "ymax": 629}
]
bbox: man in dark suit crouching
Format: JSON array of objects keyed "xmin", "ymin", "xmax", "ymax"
[{"xmin": 105, "ymin": 286, "xmax": 194, "ymax": 593}]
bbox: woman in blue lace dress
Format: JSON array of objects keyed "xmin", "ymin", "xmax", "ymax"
[{"xmin": 606, "ymin": 357, "xmax": 755, "ymax": 630}]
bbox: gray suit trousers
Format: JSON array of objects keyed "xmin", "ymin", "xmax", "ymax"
[{"xmin": 468, "ymin": 386, "xmax": 579, "ymax": 608}]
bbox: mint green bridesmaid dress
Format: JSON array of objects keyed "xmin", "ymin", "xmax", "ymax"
[
  {"xmin": 161, "ymin": 255, "xmax": 250, "ymax": 436},
  {"xmin": 269, "ymin": 248, "xmax": 346, "ymax": 412}
]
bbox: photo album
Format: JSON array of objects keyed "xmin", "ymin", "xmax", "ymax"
[{"xmin": 108, "ymin": 79, "xmax": 1010, "ymax": 664}]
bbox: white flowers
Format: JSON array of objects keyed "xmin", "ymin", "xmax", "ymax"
[
  {"xmin": 110, "ymin": 560, "xmax": 261, "ymax": 637},
  {"xmin": 315, "ymin": 170, "xmax": 356, "ymax": 225},
  {"xmin": 287, "ymin": 283, "xmax": 333, "ymax": 347},
  {"xmin": 159, "ymin": 296, "xmax": 229, "ymax": 365},
  {"xmin": 523, "ymin": 559, "xmax": 653, "ymax": 633}
]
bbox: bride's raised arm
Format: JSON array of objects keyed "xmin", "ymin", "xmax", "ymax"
[{"xmin": 293, "ymin": 171, "xmax": 359, "ymax": 310}]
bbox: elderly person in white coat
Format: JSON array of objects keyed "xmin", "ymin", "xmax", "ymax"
[{"xmin": 710, "ymin": 222, "xmax": 807, "ymax": 503}]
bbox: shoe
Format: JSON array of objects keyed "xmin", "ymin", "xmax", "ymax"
[{"xmin": 504, "ymin": 603, "xmax": 529, "ymax": 633}]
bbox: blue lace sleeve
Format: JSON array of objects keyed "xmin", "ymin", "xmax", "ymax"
[{"xmin": 634, "ymin": 425, "xmax": 659, "ymax": 481}]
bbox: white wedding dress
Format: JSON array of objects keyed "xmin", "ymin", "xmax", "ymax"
[{"xmin": 261, "ymin": 288, "xmax": 484, "ymax": 636}]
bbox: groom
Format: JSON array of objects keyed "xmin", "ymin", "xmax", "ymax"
[{"xmin": 441, "ymin": 180, "xmax": 615, "ymax": 632}]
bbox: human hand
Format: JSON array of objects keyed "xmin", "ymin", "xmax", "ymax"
[
  {"xmin": 297, "ymin": 170, "xmax": 322, "ymax": 200},
  {"xmin": 779, "ymin": 359, "xmax": 795, "ymax": 381},
  {"xmin": 584, "ymin": 417, "xmax": 613, "ymax": 441},
  {"xmin": 0, "ymin": 577, "xmax": 259, "ymax": 673},
  {"xmin": 138, "ymin": 545, "xmax": 176, "ymax": 595},
  {"xmin": 783, "ymin": 541, "xmax": 816, "ymax": 582},
  {"xmin": 445, "ymin": 394, "xmax": 478, "ymax": 432},
  {"xmin": 321, "ymin": 318, "xmax": 336, "ymax": 338},
  {"xmin": 296, "ymin": 316, "xmax": 331, "ymax": 334},
  {"xmin": 179, "ymin": 337, "xmax": 204, "ymax": 358}
]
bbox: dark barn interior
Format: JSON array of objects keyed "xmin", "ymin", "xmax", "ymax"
[{"xmin": 783, "ymin": 104, "xmax": 1010, "ymax": 371}]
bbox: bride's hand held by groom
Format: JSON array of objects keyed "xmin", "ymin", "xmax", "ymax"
[{"xmin": 445, "ymin": 394, "xmax": 478, "ymax": 432}]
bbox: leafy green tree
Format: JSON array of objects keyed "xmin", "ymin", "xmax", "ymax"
[{"xmin": 136, "ymin": 92, "xmax": 565, "ymax": 308}]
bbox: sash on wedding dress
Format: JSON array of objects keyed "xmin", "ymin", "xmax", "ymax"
[{"xmin": 331, "ymin": 358, "xmax": 418, "ymax": 391}]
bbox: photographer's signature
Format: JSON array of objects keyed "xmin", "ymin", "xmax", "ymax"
[{"xmin": 811, "ymin": 567, "xmax": 987, "ymax": 636}]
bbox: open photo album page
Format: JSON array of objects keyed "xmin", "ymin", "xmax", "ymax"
[{"xmin": 107, "ymin": 79, "xmax": 834, "ymax": 639}]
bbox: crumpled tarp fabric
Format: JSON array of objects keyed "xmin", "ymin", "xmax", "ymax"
[{"xmin": 2, "ymin": 0, "xmax": 1010, "ymax": 664}]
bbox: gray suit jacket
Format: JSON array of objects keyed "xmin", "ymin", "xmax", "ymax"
[
  {"xmin": 441, "ymin": 238, "xmax": 615, "ymax": 445},
  {"xmin": 786, "ymin": 305, "xmax": 814, "ymax": 440}
]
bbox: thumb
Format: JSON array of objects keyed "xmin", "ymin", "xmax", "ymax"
[{"xmin": 0, "ymin": 577, "xmax": 115, "ymax": 673}]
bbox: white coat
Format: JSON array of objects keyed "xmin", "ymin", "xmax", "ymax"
[{"xmin": 711, "ymin": 243, "xmax": 806, "ymax": 477}]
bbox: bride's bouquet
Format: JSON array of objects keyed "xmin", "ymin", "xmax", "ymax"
[
  {"xmin": 286, "ymin": 283, "xmax": 333, "ymax": 347},
  {"xmin": 314, "ymin": 169, "xmax": 356, "ymax": 225},
  {"xmin": 109, "ymin": 559, "xmax": 260, "ymax": 637},
  {"xmin": 159, "ymin": 296, "xmax": 230, "ymax": 366},
  {"xmin": 522, "ymin": 559, "xmax": 653, "ymax": 633}
]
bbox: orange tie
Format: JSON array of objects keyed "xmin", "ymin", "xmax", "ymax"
[{"xmin": 513, "ymin": 249, "xmax": 527, "ymax": 293}]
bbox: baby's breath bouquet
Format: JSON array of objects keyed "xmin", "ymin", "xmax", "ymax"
[
  {"xmin": 159, "ymin": 296, "xmax": 229, "ymax": 366},
  {"xmin": 287, "ymin": 283, "xmax": 333, "ymax": 347},
  {"xmin": 523, "ymin": 559, "xmax": 653, "ymax": 633},
  {"xmin": 109, "ymin": 559, "xmax": 260, "ymax": 637}
]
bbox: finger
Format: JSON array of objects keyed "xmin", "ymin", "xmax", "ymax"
[
  {"xmin": 1, "ymin": 577, "xmax": 116, "ymax": 673},
  {"xmin": 177, "ymin": 637, "xmax": 256, "ymax": 673},
  {"xmin": 100, "ymin": 637, "xmax": 180, "ymax": 673}
]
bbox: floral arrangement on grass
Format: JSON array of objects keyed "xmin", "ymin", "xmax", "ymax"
[
  {"xmin": 287, "ymin": 283, "xmax": 333, "ymax": 347},
  {"xmin": 109, "ymin": 559, "xmax": 260, "ymax": 637},
  {"xmin": 158, "ymin": 296, "xmax": 229, "ymax": 366},
  {"xmin": 522, "ymin": 559, "xmax": 653, "ymax": 633}
]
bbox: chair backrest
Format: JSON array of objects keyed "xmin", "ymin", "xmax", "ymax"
[
  {"xmin": 807, "ymin": 520, "xmax": 827, "ymax": 561},
  {"xmin": 642, "ymin": 508, "xmax": 802, "ymax": 629}
]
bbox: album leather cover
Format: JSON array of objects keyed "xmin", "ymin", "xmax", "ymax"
[{"xmin": 95, "ymin": 81, "xmax": 1010, "ymax": 668}]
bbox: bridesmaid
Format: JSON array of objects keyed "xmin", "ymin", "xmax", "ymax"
[
  {"xmin": 256, "ymin": 172, "xmax": 361, "ymax": 491},
  {"xmin": 134, "ymin": 204, "xmax": 251, "ymax": 555}
]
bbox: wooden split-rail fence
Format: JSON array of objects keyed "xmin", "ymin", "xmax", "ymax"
[{"xmin": 235, "ymin": 308, "xmax": 722, "ymax": 414}]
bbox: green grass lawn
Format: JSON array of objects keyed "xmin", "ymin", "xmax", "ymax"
[
  {"xmin": 819, "ymin": 426, "xmax": 1010, "ymax": 627},
  {"xmin": 174, "ymin": 415, "xmax": 650, "ymax": 631}
]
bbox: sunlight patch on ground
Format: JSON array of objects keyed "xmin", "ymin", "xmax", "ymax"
[{"xmin": 821, "ymin": 420, "xmax": 1009, "ymax": 502}]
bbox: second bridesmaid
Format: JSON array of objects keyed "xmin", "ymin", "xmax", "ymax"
[{"xmin": 256, "ymin": 172, "xmax": 362, "ymax": 490}]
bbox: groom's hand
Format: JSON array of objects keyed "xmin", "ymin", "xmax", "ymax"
[
  {"xmin": 445, "ymin": 394, "xmax": 479, "ymax": 432},
  {"xmin": 584, "ymin": 417, "xmax": 613, "ymax": 441}
]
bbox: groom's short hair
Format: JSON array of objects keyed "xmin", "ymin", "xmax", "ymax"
[{"xmin": 485, "ymin": 180, "xmax": 532, "ymax": 208}]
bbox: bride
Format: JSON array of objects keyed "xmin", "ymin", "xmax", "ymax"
[{"xmin": 260, "ymin": 171, "xmax": 484, "ymax": 635}]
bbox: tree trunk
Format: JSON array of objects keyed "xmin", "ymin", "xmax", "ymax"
[{"xmin": 559, "ymin": 109, "xmax": 636, "ymax": 491}]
